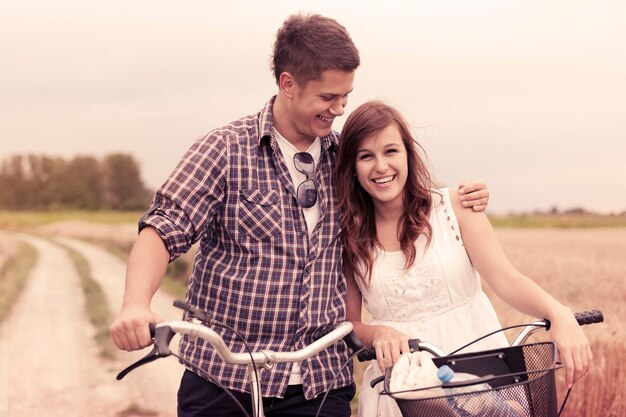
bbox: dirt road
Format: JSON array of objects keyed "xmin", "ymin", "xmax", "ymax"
[{"xmin": 0, "ymin": 232, "xmax": 183, "ymax": 417}]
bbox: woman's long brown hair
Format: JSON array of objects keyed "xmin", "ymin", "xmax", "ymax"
[{"xmin": 337, "ymin": 101, "xmax": 435, "ymax": 285}]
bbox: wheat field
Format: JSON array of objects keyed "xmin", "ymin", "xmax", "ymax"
[{"xmin": 490, "ymin": 228, "xmax": 625, "ymax": 417}]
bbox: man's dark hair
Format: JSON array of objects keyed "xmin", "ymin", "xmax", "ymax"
[{"xmin": 271, "ymin": 14, "xmax": 360, "ymax": 86}]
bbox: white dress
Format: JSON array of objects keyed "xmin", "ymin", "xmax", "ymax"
[{"xmin": 356, "ymin": 188, "xmax": 508, "ymax": 417}]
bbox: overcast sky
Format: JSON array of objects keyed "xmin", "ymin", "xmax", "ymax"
[{"xmin": 1, "ymin": 0, "xmax": 625, "ymax": 214}]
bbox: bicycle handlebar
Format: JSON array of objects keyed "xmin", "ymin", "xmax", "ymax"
[
  {"xmin": 356, "ymin": 309, "xmax": 603, "ymax": 362},
  {"xmin": 117, "ymin": 319, "xmax": 354, "ymax": 380},
  {"xmin": 117, "ymin": 305, "xmax": 602, "ymax": 380}
]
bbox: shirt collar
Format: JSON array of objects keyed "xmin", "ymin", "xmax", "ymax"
[{"xmin": 257, "ymin": 95, "xmax": 339, "ymax": 152}]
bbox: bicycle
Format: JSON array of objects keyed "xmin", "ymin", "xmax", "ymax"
[
  {"xmin": 116, "ymin": 300, "xmax": 363, "ymax": 417},
  {"xmin": 355, "ymin": 309, "xmax": 604, "ymax": 417}
]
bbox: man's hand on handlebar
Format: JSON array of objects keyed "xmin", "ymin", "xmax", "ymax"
[{"xmin": 110, "ymin": 304, "xmax": 164, "ymax": 351}]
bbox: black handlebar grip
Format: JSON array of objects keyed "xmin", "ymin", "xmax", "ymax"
[
  {"xmin": 357, "ymin": 338, "xmax": 423, "ymax": 362},
  {"xmin": 544, "ymin": 309, "xmax": 603, "ymax": 331},
  {"xmin": 357, "ymin": 348, "xmax": 377, "ymax": 362},
  {"xmin": 343, "ymin": 331, "xmax": 365, "ymax": 353},
  {"xmin": 575, "ymin": 310, "xmax": 604, "ymax": 326},
  {"xmin": 149, "ymin": 322, "xmax": 157, "ymax": 338}
]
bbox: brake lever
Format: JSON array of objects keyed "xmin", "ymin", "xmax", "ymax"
[
  {"xmin": 116, "ymin": 324, "xmax": 176, "ymax": 380},
  {"xmin": 174, "ymin": 299, "xmax": 214, "ymax": 324},
  {"xmin": 116, "ymin": 346, "xmax": 163, "ymax": 380}
]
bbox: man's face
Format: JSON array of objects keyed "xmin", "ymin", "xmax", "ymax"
[{"xmin": 289, "ymin": 69, "xmax": 355, "ymax": 142}]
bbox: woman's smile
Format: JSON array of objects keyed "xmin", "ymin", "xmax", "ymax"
[{"xmin": 372, "ymin": 175, "xmax": 396, "ymax": 185}]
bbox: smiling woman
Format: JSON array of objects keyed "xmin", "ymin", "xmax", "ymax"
[{"xmin": 337, "ymin": 101, "xmax": 593, "ymax": 417}]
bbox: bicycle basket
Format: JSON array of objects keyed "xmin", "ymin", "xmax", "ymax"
[{"xmin": 382, "ymin": 342, "xmax": 560, "ymax": 417}]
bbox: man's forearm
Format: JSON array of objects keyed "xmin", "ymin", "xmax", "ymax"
[{"xmin": 122, "ymin": 226, "xmax": 170, "ymax": 308}]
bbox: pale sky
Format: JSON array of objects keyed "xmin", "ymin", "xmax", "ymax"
[{"xmin": 1, "ymin": 0, "xmax": 625, "ymax": 214}]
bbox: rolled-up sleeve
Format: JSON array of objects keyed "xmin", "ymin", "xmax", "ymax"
[
  {"xmin": 139, "ymin": 132, "xmax": 228, "ymax": 262},
  {"xmin": 139, "ymin": 195, "xmax": 196, "ymax": 262}
]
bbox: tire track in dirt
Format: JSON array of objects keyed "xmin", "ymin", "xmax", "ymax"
[
  {"xmin": 0, "ymin": 233, "xmax": 184, "ymax": 417},
  {"xmin": 0, "ymin": 232, "xmax": 118, "ymax": 417},
  {"xmin": 55, "ymin": 236, "xmax": 184, "ymax": 416}
]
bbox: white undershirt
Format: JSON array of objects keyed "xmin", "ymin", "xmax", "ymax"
[
  {"xmin": 273, "ymin": 128, "xmax": 321, "ymax": 238},
  {"xmin": 272, "ymin": 128, "xmax": 321, "ymax": 385}
]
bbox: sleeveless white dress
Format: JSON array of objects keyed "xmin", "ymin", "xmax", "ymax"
[{"xmin": 356, "ymin": 188, "xmax": 508, "ymax": 417}]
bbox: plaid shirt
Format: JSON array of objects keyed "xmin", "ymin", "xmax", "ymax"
[{"xmin": 140, "ymin": 96, "xmax": 352, "ymax": 400}]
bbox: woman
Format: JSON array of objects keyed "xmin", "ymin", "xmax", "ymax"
[{"xmin": 336, "ymin": 101, "xmax": 592, "ymax": 417}]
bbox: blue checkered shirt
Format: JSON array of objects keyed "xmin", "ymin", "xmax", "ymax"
[{"xmin": 139, "ymin": 96, "xmax": 352, "ymax": 400}]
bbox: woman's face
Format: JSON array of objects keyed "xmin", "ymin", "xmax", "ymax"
[{"xmin": 354, "ymin": 123, "xmax": 408, "ymax": 210}]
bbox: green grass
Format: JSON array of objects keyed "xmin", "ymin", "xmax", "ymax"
[
  {"xmin": 2, "ymin": 209, "xmax": 625, "ymax": 231},
  {"xmin": 65, "ymin": 246, "xmax": 118, "ymax": 360},
  {"xmin": 117, "ymin": 402, "xmax": 158, "ymax": 417},
  {"xmin": 0, "ymin": 209, "xmax": 189, "ymax": 294},
  {"xmin": 96, "ymin": 239, "xmax": 189, "ymax": 300},
  {"xmin": 161, "ymin": 269, "xmax": 188, "ymax": 299},
  {"xmin": 0, "ymin": 235, "xmax": 121, "ymax": 360},
  {"xmin": 0, "ymin": 210, "xmax": 143, "ymax": 230},
  {"xmin": 0, "ymin": 241, "xmax": 37, "ymax": 322},
  {"xmin": 489, "ymin": 213, "xmax": 626, "ymax": 228},
  {"xmin": 0, "ymin": 209, "xmax": 188, "ymax": 301}
]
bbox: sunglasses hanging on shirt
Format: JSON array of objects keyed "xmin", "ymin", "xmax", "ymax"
[{"xmin": 293, "ymin": 152, "xmax": 318, "ymax": 208}]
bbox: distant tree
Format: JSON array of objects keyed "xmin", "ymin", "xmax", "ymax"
[
  {"xmin": 56, "ymin": 155, "xmax": 103, "ymax": 209},
  {"xmin": 101, "ymin": 153, "xmax": 151, "ymax": 210},
  {"xmin": 0, "ymin": 152, "xmax": 152, "ymax": 210},
  {"xmin": 0, "ymin": 155, "xmax": 28, "ymax": 209},
  {"xmin": 27, "ymin": 155, "xmax": 66, "ymax": 209},
  {"xmin": 563, "ymin": 207, "xmax": 587, "ymax": 215}
]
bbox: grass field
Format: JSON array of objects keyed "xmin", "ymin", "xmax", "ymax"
[
  {"xmin": 490, "ymin": 212, "xmax": 626, "ymax": 228},
  {"xmin": 2, "ymin": 209, "xmax": 625, "ymax": 229},
  {"xmin": 0, "ymin": 239, "xmax": 37, "ymax": 322},
  {"xmin": 1, "ymin": 211, "xmax": 624, "ymax": 416}
]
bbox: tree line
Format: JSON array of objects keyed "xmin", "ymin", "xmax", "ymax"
[{"xmin": 0, "ymin": 153, "xmax": 154, "ymax": 210}]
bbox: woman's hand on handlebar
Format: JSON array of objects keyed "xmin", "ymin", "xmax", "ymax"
[
  {"xmin": 371, "ymin": 326, "xmax": 412, "ymax": 374},
  {"xmin": 548, "ymin": 306, "xmax": 594, "ymax": 388},
  {"xmin": 110, "ymin": 303, "xmax": 165, "ymax": 352}
]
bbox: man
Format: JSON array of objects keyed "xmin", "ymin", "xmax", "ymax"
[{"xmin": 110, "ymin": 13, "xmax": 489, "ymax": 417}]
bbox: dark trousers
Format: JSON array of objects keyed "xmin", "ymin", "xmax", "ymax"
[{"xmin": 177, "ymin": 370, "xmax": 355, "ymax": 417}]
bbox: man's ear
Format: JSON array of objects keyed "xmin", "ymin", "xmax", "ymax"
[{"xmin": 279, "ymin": 72, "xmax": 297, "ymax": 99}]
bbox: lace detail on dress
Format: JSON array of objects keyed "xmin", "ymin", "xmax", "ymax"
[{"xmin": 374, "ymin": 249, "xmax": 454, "ymax": 322}]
